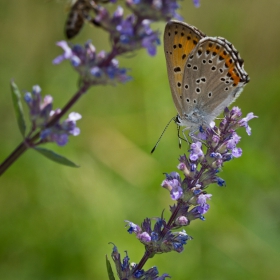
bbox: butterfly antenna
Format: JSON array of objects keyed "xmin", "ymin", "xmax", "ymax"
[{"xmin": 151, "ymin": 116, "xmax": 176, "ymax": 153}]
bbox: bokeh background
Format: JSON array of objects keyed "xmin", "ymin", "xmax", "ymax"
[{"xmin": 0, "ymin": 0, "xmax": 279, "ymax": 279}]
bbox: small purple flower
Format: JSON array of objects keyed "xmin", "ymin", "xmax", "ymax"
[
  {"xmin": 196, "ymin": 193, "xmax": 211, "ymax": 215},
  {"xmin": 239, "ymin": 112, "xmax": 258, "ymax": 135},
  {"xmin": 230, "ymin": 106, "xmax": 242, "ymax": 118},
  {"xmin": 193, "ymin": 0, "xmax": 200, "ymax": 7},
  {"xmin": 216, "ymin": 177, "xmax": 226, "ymax": 187},
  {"xmin": 197, "ymin": 203, "xmax": 210, "ymax": 215},
  {"xmin": 226, "ymin": 132, "xmax": 241, "ymax": 149},
  {"xmin": 232, "ymin": 147, "xmax": 242, "ymax": 158},
  {"xmin": 188, "ymin": 207, "xmax": 205, "ymax": 221},
  {"xmin": 40, "ymin": 112, "xmax": 82, "ymax": 146},
  {"xmin": 138, "ymin": 232, "xmax": 152, "ymax": 243},
  {"xmin": 189, "ymin": 141, "xmax": 204, "ymax": 161},
  {"xmin": 52, "ymin": 41, "xmax": 73, "ymax": 64},
  {"xmin": 197, "ymin": 193, "xmax": 212, "ymax": 206},
  {"xmin": 161, "ymin": 172, "xmax": 183, "ymax": 200},
  {"xmin": 172, "ymin": 230, "xmax": 192, "ymax": 253},
  {"xmin": 125, "ymin": 221, "xmax": 141, "ymax": 234},
  {"xmin": 175, "ymin": 216, "xmax": 189, "ymax": 226},
  {"xmin": 24, "ymin": 85, "xmax": 53, "ymax": 126}
]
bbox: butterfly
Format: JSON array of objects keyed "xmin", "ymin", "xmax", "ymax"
[
  {"xmin": 65, "ymin": 0, "xmax": 108, "ymax": 39},
  {"xmin": 164, "ymin": 20, "xmax": 249, "ymax": 135}
]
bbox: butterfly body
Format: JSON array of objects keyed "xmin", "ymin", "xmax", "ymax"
[{"xmin": 164, "ymin": 21, "xmax": 249, "ymax": 133}]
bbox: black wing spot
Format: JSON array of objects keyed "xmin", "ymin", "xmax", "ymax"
[{"xmin": 174, "ymin": 67, "xmax": 181, "ymax": 73}]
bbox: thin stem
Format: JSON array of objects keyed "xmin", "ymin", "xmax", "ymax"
[
  {"xmin": 133, "ymin": 250, "xmax": 152, "ymax": 273},
  {"xmin": 0, "ymin": 82, "xmax": 90, "ymax": 176}
]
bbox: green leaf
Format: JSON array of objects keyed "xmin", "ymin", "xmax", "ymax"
[
  {"xmin": 106, "ymin": 255, "xmax": 115, "ymax": 280},
  {"xmin": 34, "ymin": 147, "xmax": 79, "ymax": 168},
  {"xmin": 10, "ymin": 80, "xmax": 26, "ymax": 137}
]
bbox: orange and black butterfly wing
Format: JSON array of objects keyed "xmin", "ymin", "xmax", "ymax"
[{"xmin": 164, "ymin": 20, "xmax": 206, "ymax": 117}]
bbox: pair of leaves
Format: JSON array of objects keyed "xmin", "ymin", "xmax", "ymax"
[{"xmin": 10, "ymin": 81, "xmax": 79, "ymax": 168}]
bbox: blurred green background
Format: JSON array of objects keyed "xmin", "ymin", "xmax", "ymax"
[{"xmin": 0, "ymin": 0, "xmax": 279, "ymax": 279}]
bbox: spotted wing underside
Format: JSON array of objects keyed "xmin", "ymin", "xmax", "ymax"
[{"xmin": 164, "ymin": 20, "xmax": 206, "ymax": 117}]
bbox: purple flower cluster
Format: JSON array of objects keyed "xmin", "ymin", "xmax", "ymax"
[
  {"xmin": 94, "ymin": 6, "xmax": 161, "ymax": 56},
  {"xmin": 53, "ymin": 41, "xmax": 131, "ymax": 85},
  {"xmin": 125, "ymin": 0, "xmax": 182, "ymax": 22},
  {"xmin": 126, "ymin": 219, "xmax": 192, "ymax": 254},
  {"xmin": 54, "ymin": 0, "xmax": 185, "ymax": 87},
  {"xmin": 24, "ymin": 85, "xmax": 81, "ymax": 146}
]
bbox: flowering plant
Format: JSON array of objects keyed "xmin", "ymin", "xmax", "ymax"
[{"xmin": 107, "ymin": 107, "xmax": 256, "ymax": 279}]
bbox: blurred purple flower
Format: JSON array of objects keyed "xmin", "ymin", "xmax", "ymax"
[
  {"xmin": 40, "ymin": 112, "xmax": 82, "ymax": 146},
  {"xmin": 126, "ymin": 0, "xmax": 182, "ymax": 21},
  {"xmin": 53, "ymin": 41, "xmax": 131, "ymax": 85}
]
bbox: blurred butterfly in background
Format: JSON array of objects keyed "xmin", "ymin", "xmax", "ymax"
[
  {"xmin": 65, "ymin": 0, "xmax": 108, "ymax": 39},
  {"xmin": 164, "ymin": 20, "xmax": 249, "ymax": 136}
]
